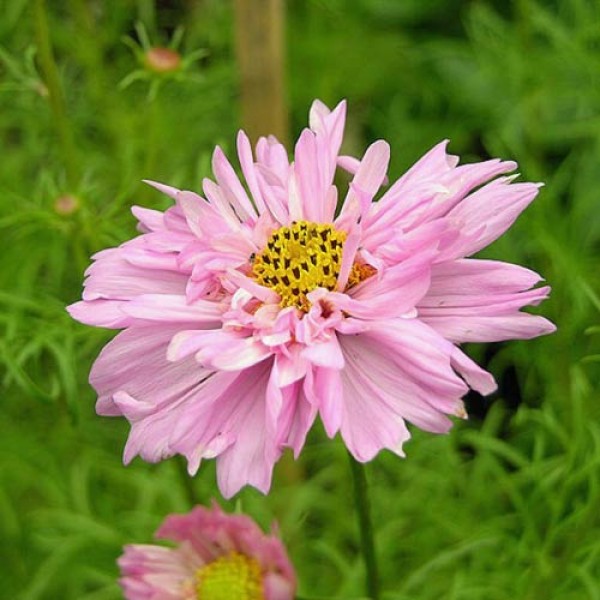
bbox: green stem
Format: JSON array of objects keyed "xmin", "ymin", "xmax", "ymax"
[
  {"xmin": 34, "ymin": 0, "xmax": 79, "ymax": 188},
  {"xmin": 176, "ymin": 455, "xmax": 201, "ymax": 508},
  {"xmin": 347, "ymin": 452, "xmax": 380, "ymax": 600}
]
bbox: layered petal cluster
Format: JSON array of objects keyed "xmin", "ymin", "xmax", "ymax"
[
  {"xmin": 68, "ymin": 99, "xmax": 555, "ymax": 497},
  {"xmin": 119, "ymin": 503, "xmax": 296, "ymax": 600}
]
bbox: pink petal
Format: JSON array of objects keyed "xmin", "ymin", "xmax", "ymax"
[
  {"xmin": 301, "ymin": 335, "xmax": 344, "ymax": 369},
  {"xmin": 451, "ymin": 348, "xmax": 497, "ymax": 396},
  {"xmin": 201, "ymin": 178, "xmax": 245, "ymax": 231},
  {"xmin": 427, "ymin": 259, "xmax": 544, "ymax": 295},
  {"xmin": 67, "ymin": 299, "xmax": 131, "ymax": 329},
  {"xmin": 237, "ymin": 130, "xmax": 268, "ymax": 214},
  {"xmin": 143, "ymin": 179, "xmax": 180, "ymax": 200},
  {"xmin": 444, "ymin": 179, "xmax": 541, "ymax": 258},
  {"xmin": 81, "ymin": 248, "xmax": 187, "ymax": 302},
  {"xmin": 341, "ymin": 140, "xmax": 390, "ymax": 219},
  {"xmin": 304, "ymin": 366, "xmax": 344, "ymax": 438},
  {"xmin": 284, "ymin": 389, "xmax": 318, "ymax": 457},
  {"xmin": 336, "ymin": 154, "xmax": 360, "ymax": 176},
  {"xmin": 205, "ymin": 362, "xmax": 280, "ymax": 497},
  {"xmin": 337, "ymin": 318, "xmax": 471, "ymax": 458},
  {"xmin": 131, "ymin": 205, "xmax": 165, "ymax": 232},
  {"xmin": 336, "ymin": 225, "xmax": 361, "ymax": 290},
  {"xmin": 255, "ymin": 134, "xmax": 290, "ymax": 184},
  {"xmin": 294, "ymin": 129, "xmax": 323, "ymax": 221},
  {"xmin": 122, "ymin": 294, "xmax": 224, "ymax": 324},
  {"xmin": 212, "ymin": 146, "xmax": 258, "ymax": 221},
  {"xmin": 335, "ymin": 250, "xmax": 434, "ymax": 318},
  {"xmin": 90, "ymin": 325, "xmax": 211, "ymax": 417},
  {"xmin": 422, "ymin": 313, "xmax": 556, "ymax": 343}
]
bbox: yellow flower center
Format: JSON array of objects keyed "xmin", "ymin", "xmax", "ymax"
[
  {"xmin": 251, "ymin": 220, "xmax": 377, "ymax": 311},
  {"xmin": 195, "ymin": 552, "xmax": 264, "ymax": 600},
  {"xmin": 252, "ymin": 221, "xmax": 347, "ymax": 311}
]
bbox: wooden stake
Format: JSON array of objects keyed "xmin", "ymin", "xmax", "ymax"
[{"xmin": 233, "ymin": 0, "xmax": 289, "ymax": 145}]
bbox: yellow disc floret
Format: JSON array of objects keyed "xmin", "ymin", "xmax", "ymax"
[
  {"xmin": 195, "ymin": 552, "xmax": 264, "ymax": 600},
  {"xmin": 347, "ymin": 262, "xmax": 378, "ymax": 289},
  {"xmin": 252, "ymin": 221, "xmax": 347, "ymax": 311}
]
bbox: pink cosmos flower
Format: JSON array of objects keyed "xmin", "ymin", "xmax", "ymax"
[
  {"xmin": 68, "ymin": 100, "xmax": 555, "ymax": 498},
  {"xmin": 119, "ymin": 503, "xmax": 296, "ymax": 600}
]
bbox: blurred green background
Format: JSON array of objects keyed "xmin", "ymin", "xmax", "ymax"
[{"xmin": 1, "ymin": 0, "xmax": 599, "ymax": 598}]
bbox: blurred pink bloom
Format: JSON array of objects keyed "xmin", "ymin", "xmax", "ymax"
[
  {"xmin": 119, "ymin": 503, "xmax": 295, "ymax": 600},
  {"xmin": 68, "ymin": 100, "xmax": 555, "ymax": 497}
]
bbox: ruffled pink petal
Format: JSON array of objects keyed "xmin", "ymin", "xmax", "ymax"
[
  {"xmin": 333, "ymin": 250, "xmax": 435, "ymax": 319},
  {"xmin": 421, "ymin": 313, "xmax": 556, "ymax": 343},
  {"xmin": 264, "ymin": 572, "xmax": 298, "ymax": 600},
  {"xmin": 213, "ymin": 363, "xmax": 280, "ymax": 497},
  {"xmin": 450, "ymin": 348, "xmax": 497, "ymax": 396},
  {"xmin": 291, "ymin": 100, "xmax": 348, "ymax": 223},
  {"xmin": 336, "ymin": 319, "xmax": 471, "ymax": 460},
  {"xmin": 338, "ymin": 354, "xmax": 412, "ymax": 461},
  {"xmin": 336, "ymin": 154, "xmax": 360, "ymax": 175},
  {"xmin": 294, "ymin": 129, "xmax": 323, "ymax": 222},
  {"xmin": 90, "ymin": 325, "xmax": 210, "ymax": 417},
  {"xmin": 255, "ymin": 134, "xmax": 290, "ymax": 185},
  {"xmin": 340, "ymin": 139, "xmax": 390, "ymax": 221},
  {"xmin": 131, "ymin": 205, "xmax": 166, "ymax": 233},
  {"xmin": 264, "ymin": 372, "xmax": 305, "ymax": 452},
  {"xmin": 308, "ymin": 99, "xmax": 347, "ymax": 189},
  {"xmin": 118, "ymin": 386, "xmax": 215, "ymax": 465},
  {"xmin": 271, "ymin": 347, "xmax": 309, "ymax": 387},
  {"xmin": 426, "ymin": 259, "xmax": 544, "ymax": 295},
  {"xmin": 67, "ymin": 299, "xmax": 131, "ymax": 329},
  {"xmin": 364, "ymin": 146, "xmax": 517, "ymax": 242},
  {"xmin": 211, "ymin": 146, "xmax": 258, "ymax": 221},
  {"xmin": 119, "ymin": 543, "xmax": 195, "ymax": 600},
  {"xmin": 301, "ymin": 335, "xmax": 344, "ymax": 369},
  {"xmin": 158, "ymin": 504, "xmax": 246, "ymax": 559},
  {"xmin": 304, "ymin": 366, "xmax": 344, "ymax": 438},
  {"xmin": 418, "ymin": 259, "xmax": 555, "ymax": 343},
  {"xmin": 443, "ymin": 178, "xmax": 541, "ymax": 259},
  {"xmin": 194, "ymin": 331, "xmax": 272, "ymax": 371},
  {"xmin": 364, "ymin": 140, "xmax": 456, "ymax": 228},
  {"xmin": 237, "ymin": 130, "xmax": 268, "ymax": 215},
  {"xmin": 122, "ymin": 294, "xmax": 224, "ymax": 325},
  {"xmin": 419, "ymin": 280, "xmax": 551, "ymax": 311},
  {"xmin": 336, "ymin": 226, "xmax": 362, "ymax": 290},
  {"xmin": 164, "ymin": 361, "xmax": 279, "ymax": 497},
  {"xmin": 177, "ymin": 188, "xmax": 240, "ymax": 239},
  {"xmin": 283, "ymin": 389, "xmax": 318, "ymax": 457},
  {"xmin": 142, "ymin": 179, "xmax": 181, "ymax": 200},
  {"xmin": 81, "ymin": 247, "xmax": 187, "ymax": 302}
]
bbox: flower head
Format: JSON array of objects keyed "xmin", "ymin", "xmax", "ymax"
[
  {"xmin": 68, "ymin": 100, "xmax": 555, "ymax": 497},
  {"xmin": 144, "ymin": 47, "xmax": 182, "ymax": 74},
  {"xmin": 119, "ymin": 503, "xmax": 296, "ymax": 600}
]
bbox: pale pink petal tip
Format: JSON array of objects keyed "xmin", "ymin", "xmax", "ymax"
[
  {"xmin": 118, "ymin": 503, "xmax": 296, "ymax": 600},
  {"xmin": 142, "ymin": 179, "xmax": 181, "ymax": 199}
]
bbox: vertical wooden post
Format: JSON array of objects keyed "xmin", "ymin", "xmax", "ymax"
[{"xmin": 233, "ymin": 0, "xmax": 289, "ymax": 145}]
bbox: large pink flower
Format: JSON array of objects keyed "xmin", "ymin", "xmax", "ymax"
[
  {"xmin": 119, "ymin": 503, "xmax": 296, "ymax": 600},
  {"xmin": 68, "ymin": 100, "xmax": 555, "ymax": 497}
]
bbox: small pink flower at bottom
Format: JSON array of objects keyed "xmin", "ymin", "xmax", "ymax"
[{"xmin": 118, "ymin": 504, "xmax": 296, "ymax": 600}]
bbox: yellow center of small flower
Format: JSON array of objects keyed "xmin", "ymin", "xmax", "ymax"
[
  {"xmin": 195, "ymin": 552, "xmax": 264, "ymax": 600},
  {"xmin": 252, "ymin": 221, "xmax": 347, "ymax": 311}
]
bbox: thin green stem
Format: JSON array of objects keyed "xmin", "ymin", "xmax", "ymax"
[
  {"xmin": 347, "ymin": 452, "xmax": 380, "ymax": 600},
  {"xmin": 34, "ymin": 0, "xmax": 79, "ymax": 188},
  {"xmin": 176, "ymin": 455, "xmax": 201, "ymax": 508}
]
